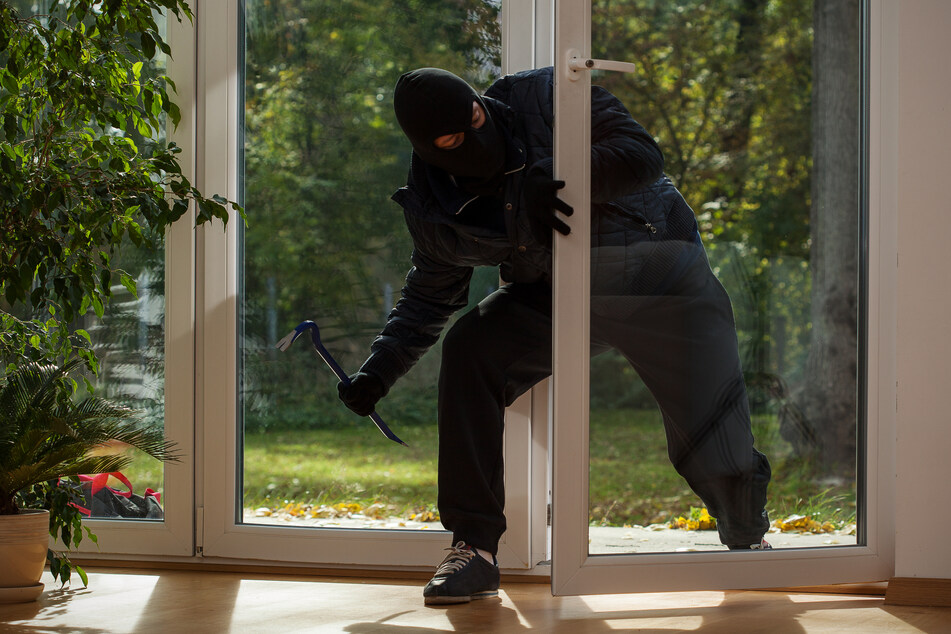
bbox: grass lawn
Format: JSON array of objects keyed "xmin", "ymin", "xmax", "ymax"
[
  {"xmin": 241, "ymin": 423, "xmax": 439, "ymax": 517},
  {"xmin": 120, "ymin": 409, "xmax": 856, "ymax": 527}
]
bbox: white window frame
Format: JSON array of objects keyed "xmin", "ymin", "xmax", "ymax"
[
  {"xmin": 548, "ymin": 0, "xmax": 896, "ymax": 595},
  {"xmin": 65, "ymin": 9, "xmax": 197, "ymax": 559}
]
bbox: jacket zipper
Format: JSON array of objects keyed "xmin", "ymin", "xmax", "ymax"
[{"xmin": 604, "ymin": 202, "xmax": 658, "ymax": 234}]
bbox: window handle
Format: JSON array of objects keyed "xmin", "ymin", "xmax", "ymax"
[{"xmin": 566, "ymin": 50, "xmax": 636, "ymax": 81}]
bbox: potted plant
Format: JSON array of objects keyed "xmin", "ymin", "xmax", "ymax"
[
  {"xmin": 0, "ymin": 360, "xmax": 179, "ymax": 603},
  {"xmin": 0, "ymin": 0, "xmax": 240, "ymax": 602}
]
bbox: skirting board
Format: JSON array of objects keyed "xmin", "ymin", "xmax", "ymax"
[{"xmin": 885, "ymin": 577, "xmax": 951, "ymax": 607}]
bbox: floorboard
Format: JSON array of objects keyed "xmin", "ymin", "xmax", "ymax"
[{"xmin": 1, "ymin": 568, "xmax": 948, "ymax": 633}]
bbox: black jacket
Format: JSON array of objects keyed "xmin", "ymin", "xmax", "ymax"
[{"xmin": 361, "ymin": 67, "xmax": 696, "ymax": 391}]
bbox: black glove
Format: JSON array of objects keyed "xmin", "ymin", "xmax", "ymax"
[
  {"xmin": 522, "ymin": 163, "xmax": 574, "ymax": 243},
  {"xmin": 337, "ymin": 372, "xmax": 385, "ymax": 417}
]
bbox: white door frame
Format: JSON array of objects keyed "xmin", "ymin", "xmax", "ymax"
[
  {"xmin": 197, "ymin": 0, "xmax": 542, "ymax": 571},
  {"xmin": 549, "ymin": 0, "xmax": 896, "ymax": 595}
]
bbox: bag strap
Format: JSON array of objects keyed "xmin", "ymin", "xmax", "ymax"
[
  {"xmin": 65, "ymin": 472, "xmax": 148, "ymax": 515},
  {"xmin": 80, "ymin": 472, "xmax": 134, "ymax": 498},
  {"xmin": 143, "ymin": 488, "xmax": 162, "ymax": 503}
]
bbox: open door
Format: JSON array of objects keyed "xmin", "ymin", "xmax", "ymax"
[{"xmin": 549, "ymin": 0, "xmax": 894, "ymax": 594}]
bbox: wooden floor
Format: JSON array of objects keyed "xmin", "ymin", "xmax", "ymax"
[{"xmin": 1, "ymin": 568, "xmax": 948, "ymax": 633}]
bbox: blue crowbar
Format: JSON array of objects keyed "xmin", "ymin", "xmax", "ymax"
[{"xmin": 276, "ymin": 320, "xmax": 408, "ymax": 447}]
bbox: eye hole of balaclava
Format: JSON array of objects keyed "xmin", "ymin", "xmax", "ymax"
[{"xmin": 393, "ymin": 68, "xmax": 505, "ymax": 181}]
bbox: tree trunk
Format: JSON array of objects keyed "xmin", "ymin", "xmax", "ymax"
[{"xmin": 781, "ymin": 0, "xmax": 860, "ymax": 474}]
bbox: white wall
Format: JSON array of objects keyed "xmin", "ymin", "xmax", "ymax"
[{"xmin": 894, "ymin": 0, "xmax": 951, "ymax": 579}]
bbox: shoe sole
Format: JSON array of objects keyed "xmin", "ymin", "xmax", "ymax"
[{"xmin": 424, "ymin": 589, "xmax": 499, "ymax": 605}]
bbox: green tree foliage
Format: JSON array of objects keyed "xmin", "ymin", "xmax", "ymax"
[
  {"xmin": 0, "ymin": 0, "xmax": 241, "ymax": 376},
  {"xmin": 241, "ymin": 0, "xmax": 500, "ymax": 430}
]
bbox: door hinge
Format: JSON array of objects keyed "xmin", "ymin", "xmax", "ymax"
[{"xmin": 547, "ymin": 503, "xmax": 552, "ymax": 526}]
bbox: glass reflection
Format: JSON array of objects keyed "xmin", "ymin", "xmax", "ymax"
[
  {"xmin": 587, "ymin": 0, "xmax": 860, "ymax": 554},
  {"xmin": 239, "ymin": 0, "xmax": 501, "ymax": 530}
]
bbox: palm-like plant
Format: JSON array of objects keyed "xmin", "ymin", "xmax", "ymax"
[
  {"xmin": 0, "ymin": 360, "xmax": 179, "ymax": 515},
  {"xmin": 0, "ymin": 361, "xmax": 179, "ymax": 584}
]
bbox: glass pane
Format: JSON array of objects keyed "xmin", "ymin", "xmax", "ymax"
[
  {"xmin": 240, "ymin": 1, "xmax": 501, "ymax": 530},
  {"xmin": 4, "ymin": 0, "xmax": 169, "ymax": 521},
  {"xmin": 587, "ymin": 0, "xmax": 861, "ymax": 554}
]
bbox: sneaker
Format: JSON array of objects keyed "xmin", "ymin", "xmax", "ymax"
[
  {"xmin": 728, "ymin": 539, "xmax": 773, "ymax": 550},
  {"xmin": 423, "ymin": 541, "xmax": 500, "ymax": 605}
]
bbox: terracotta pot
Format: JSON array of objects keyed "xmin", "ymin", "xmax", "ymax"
[{"xmin": 0, "ymin": 510, "xmax": 49, "ymax": 603}]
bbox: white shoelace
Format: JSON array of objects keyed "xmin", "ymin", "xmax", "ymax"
[{"xmin": 434, "ymin": 541, "xmax": 476, "ymax": 576}]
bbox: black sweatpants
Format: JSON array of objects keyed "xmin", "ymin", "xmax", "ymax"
[{"xmin": 436, "ymin": 242, "xmax": 771, "ymax": 554}]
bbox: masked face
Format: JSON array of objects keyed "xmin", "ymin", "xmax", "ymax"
[{"xmin": 393, "ymin": 68, "xmax": 506, "ymax": 182}]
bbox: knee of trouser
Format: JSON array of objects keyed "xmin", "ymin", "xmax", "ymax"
[
  {"xmin": 670, "ymin": 428, "xmax": 757, "ymax": 479},
  {"xmin": 673, "ymin": 446, "xmax": 765, "ymax": 486}
]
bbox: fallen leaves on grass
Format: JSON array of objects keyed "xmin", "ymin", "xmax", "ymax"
[
  {"xmin": 667, "ymin": 508, "xmax": 855, "ymax": 536},
  {"xmin": 254, "ymin": 501, "xmax": 396, "ymax": 521},
  {"xmin": 251, "ymin": 501, "xmax": 437, "ymax": 523},
  {"xmin": 409, "ymin": 510, "xmax": 440, "ymax": 522},
  {"xmin": 773, "ymin": 514, "xmax": 836, "ymax": 534},
  {"xmin": 669, "ymin": 507, "xmax": 717, "ymax": 531}
]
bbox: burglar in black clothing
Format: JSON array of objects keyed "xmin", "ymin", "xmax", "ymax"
[{"xmin": 338, "ymin": 67, "xmax": 772, "ymax": 605}]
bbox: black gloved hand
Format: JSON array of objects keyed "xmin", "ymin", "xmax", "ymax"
[
  {"xmin": 337, "ymin": 371, "xmax": 385, "ymax": 417},
  {"xmin": 522, "ymin": 163, "xmax": 574, "ymax": 243}
]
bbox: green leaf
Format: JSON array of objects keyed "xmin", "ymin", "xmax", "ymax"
[
  {"xmin": 99, "ymin": 269, "xmax": 112, "ymax": 296},
  {"xmin": 91, "ymin": 295, "xmax": 104, "ymax": 319},
  {"xmin": 167, "ymin": 101, "xmax": 181, "ymax": 128},
  {"xmin": 119, "ymin": 271, "xmax": 137, "ymax": 297},
  {"xmin": 136, "ymin": 118, "xmax": 152, "ymax": 137},
  {"xmin": 1, "ymin": 71, "xmax": 18, "ymax": 95},
  {"xmin": 3, "ymin": 114, "xmax": 17, "ymax": 141},
  {"xmin": 140, "ymin": 32, "xmax": 156, "ymax": 60},
  {"xmin": 48, "ymin": 187, "xmax": 64, "ymax": 210},
  {"xmin": 76, "ymin": 565, "xmax": 89, "ymax": 587}
]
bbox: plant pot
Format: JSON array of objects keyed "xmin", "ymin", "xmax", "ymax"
[{"xmin": 0, "ymin": 510, "xmax": 49, "ymax": 603}]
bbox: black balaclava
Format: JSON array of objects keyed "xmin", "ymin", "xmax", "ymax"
[{"xmin": 394, "ymin": 68, "xmax": 506, "ymax": 192}]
